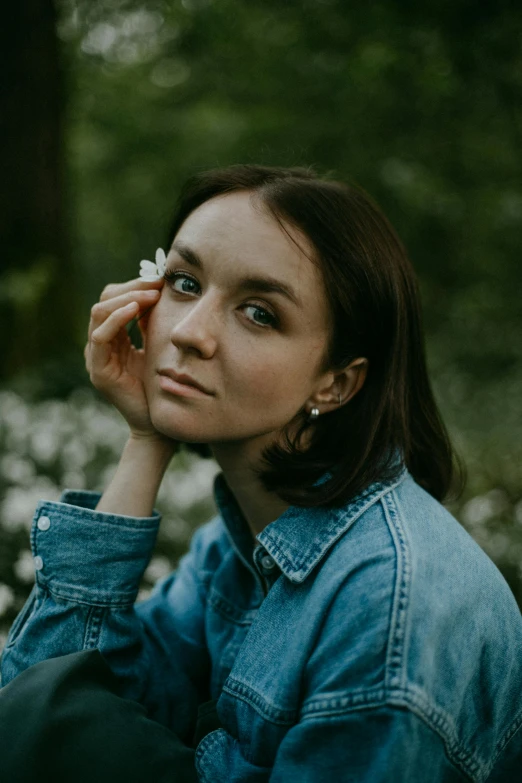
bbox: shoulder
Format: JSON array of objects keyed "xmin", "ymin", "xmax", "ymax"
[
  {"xmin": 324, "ymin": 472, "xmax": 522, "ymax": 646},
  {"xmin": 304, "ymin": 472, "xmax": 522, "ymax": 773},
  {"xmin": 389, "ymin": 474, "xmax": 522, "ymax": 641},
  {"xmin": 391, "ymin": 476, "xmax": 522, "ymax": 745},
  {"xmin": 313, "ymin": 471, "xmax": 522, "ymax": 690}
]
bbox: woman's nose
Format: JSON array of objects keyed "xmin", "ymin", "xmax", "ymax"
[{"xmin": 169, "ymin": 295, "xmax": 219, "ymax": 357}]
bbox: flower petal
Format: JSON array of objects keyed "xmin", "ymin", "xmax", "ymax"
[
  {"xmin": 140, "ymin": 259, "xmax": 157, "ymax": 274},
  {"xmin": 155, "ymin": 248, "xmax": 166, "ymax": 275}
]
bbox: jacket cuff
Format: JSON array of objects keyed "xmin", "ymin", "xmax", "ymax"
[{"xmin": 30, "ymin": 490, "xmax": 161, "ymax": 607}]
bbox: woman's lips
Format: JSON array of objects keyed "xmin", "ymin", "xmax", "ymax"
[{"xmin": 157, "ymin": 373, "xmax": 210, "ymax": 397}]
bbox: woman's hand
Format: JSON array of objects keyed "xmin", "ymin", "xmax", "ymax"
[{"xmin": 85, "ymin": 277, "xmax": 164, "ymax": 438}]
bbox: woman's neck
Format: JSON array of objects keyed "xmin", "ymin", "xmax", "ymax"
[{"xmin": 211, "ymin": 437, "xmax": 291, "ymax": 538}]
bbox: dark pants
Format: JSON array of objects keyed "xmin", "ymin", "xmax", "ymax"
[{"xmin": 0, "ymin": 649, "xmax": 220, "ymax": 783}]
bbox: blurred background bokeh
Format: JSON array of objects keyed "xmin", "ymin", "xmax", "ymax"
[{"xmin": 1, "ymin": 0, "xmax": 521, "ymax": 645}]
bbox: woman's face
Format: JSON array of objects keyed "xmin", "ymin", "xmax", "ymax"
[{"xmin": 143, "ymin": 190, "xmax": 334, "ymax": 456}]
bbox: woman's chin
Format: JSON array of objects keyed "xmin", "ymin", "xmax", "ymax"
[{"xmin": 149, "ymin": 413, "xmax": 206, "ymax": 445}]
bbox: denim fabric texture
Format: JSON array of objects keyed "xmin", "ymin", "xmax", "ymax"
[{"xmin": 2, "ymin": 465, "xmax": 522, "ymax": 782}]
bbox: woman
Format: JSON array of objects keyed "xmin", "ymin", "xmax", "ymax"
[{"xmin": 2, "ymin": 164, "xmax": 521, "ymax": 781}]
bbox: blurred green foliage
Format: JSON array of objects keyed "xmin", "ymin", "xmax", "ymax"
[{"xmin": 1, "ymin": 0, "xmax": 521, "ymax": 633}]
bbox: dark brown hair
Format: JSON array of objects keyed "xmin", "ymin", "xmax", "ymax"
[{"xmin": 166, "ymin": 164, "xmax": 465, "ymax": 507}]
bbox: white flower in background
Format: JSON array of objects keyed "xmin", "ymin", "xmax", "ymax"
[
  {"xmin": 514, "ymin": 499, "xmax": 522, "ymax": 526},
  {"xmin": 159, "ymin": 458, "xmax": 220, "ymax": 511},
  {"xmin": 136, "ymin": 587, "xmax": 152, "ymax": 603},
  {"xmin": 13, "ymin": 551, "xmax": 36, "ymax": 584},
  {"xmin": 139, "ymin": 248, "xmax": 166, "ymax": 280},
  {"xmin": 144, "ymin": 555, "xmax": 172, "ymax": 584},
  {"xmin": 0, "ymin": 584, "xmax": 15, "ymax": 617},
  {"xmin": 1, "ymin": 478, "xmax": 61, "ymax": 532},
  {"xmin": 0, "ymin": 455, "xmax": 35, "ymax": 485},
  {"xmin": 30, "ymin": 424, "xmax": 60, "ymax": 464}
]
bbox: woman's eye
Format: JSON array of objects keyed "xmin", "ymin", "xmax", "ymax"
[
  {"xmin": 165, "ymin": 271, "xmax": 199, "ymax": 295},
  {"xmin": 164, "ymin": 271, "xmax": 278, "ymax": 330},
  {"xmin": 242, "ymin": 305, "xmax": 277, "ymax": 328}
]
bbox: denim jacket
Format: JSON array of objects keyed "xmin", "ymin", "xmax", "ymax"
[{"xmin": 2, "ymin": 465, "xmax": 522, "ymax": 782}]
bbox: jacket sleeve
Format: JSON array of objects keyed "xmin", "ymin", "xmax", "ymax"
[
  {"xmin": 267, "ymin": 706, "xmax": 468, "ymax": 782},
  {"xmin": 0, "ymin": 489, "xmax": 216, "ymax": 743}
]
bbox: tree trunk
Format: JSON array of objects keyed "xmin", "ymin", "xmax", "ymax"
[{"xmin": 0, "ymin": 0, "xmax": 77, "ymax": 384}]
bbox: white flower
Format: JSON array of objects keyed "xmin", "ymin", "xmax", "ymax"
[
  {"xmin": 13, "ymin": 551, "xmax": 36, "ymax": 585},
  {"xmin": 139, "ymin": 248, "xmax": 167, "ymax": 280},
  {"xmin": 144, "ymin": 555, "xmax": 172, "ymax": 584},
  {"xmin": 0, "ymin": 584, "xmax": 15, "ymax": 617}
]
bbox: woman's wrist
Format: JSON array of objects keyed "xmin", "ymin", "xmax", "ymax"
[
  {"xmin": 127, "ymin": 429, "xmax": 180, "ymax": 456},
  {"xmin": 95, "ymin": 432, "xmax": 179, "ymax": 517}
]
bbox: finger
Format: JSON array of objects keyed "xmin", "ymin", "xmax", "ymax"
[
  {"xmin": 90, "ymin": 302, "xmax": 139, "ymax": 370},
  {"xmin": 99, "ymin": 277, "xmax": 164, "ymax": 303},
  {"xmin": 89, "ymin": 289, "xmax": 160, "ymax": 339},
  {"xmin": 84, "ymin": 341, "xmax": 91, "ymax": 373}
]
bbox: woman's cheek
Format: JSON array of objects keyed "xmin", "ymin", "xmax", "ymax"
[{"xmin": 145, "ymin": 298, "xmax": 169, "ymax": 351}]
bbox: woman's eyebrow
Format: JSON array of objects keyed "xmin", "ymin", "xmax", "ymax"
[{"xmin": 170, "ymin": 240, "xmax": 301, "ymax": 307}]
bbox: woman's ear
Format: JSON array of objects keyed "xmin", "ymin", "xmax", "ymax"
[
  {"xmin": 332, "ymin": 358, "xmax": 369, "ymax": 407},
  {"xmin": 308, "ymin": 358, "xmax": 369, "ymax": 415},
  {"xmin": 345, "ymin": 358, "xmax": 368, "ymax": 401}
]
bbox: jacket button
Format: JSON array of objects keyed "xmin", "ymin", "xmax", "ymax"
[
  {"xmin": 34, "ymin": 556, "xmax": 44, "ymax": 571},
  {"xmin": 37, "ymin": 516, "xmax": 51, "ymax": 531},
  {"xmin": 260, "ymin": 554, "xmax": 276, "ymax": 571}
]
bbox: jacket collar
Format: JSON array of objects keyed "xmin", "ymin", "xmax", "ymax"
[{"xmin": 213, "ymin": 462, "xmax": 409, "ymax": 584}]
